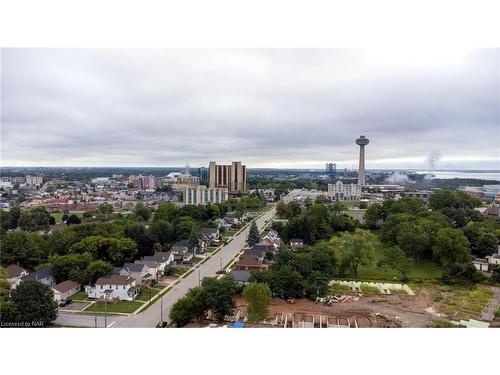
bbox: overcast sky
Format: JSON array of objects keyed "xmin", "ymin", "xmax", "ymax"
[{"xmin": 1, "ymin": 48, "xmax": 499, "ymax": 170}]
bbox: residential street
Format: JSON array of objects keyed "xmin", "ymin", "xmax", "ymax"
[{"xmin": 55, "ymin": 203, "xmax": 283, "ymax": 327}]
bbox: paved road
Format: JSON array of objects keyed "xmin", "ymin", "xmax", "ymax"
[
  {"xmin": 55, "ymin": 190, "xmax": 304, "ymax": 328},
  {"xmin": 480, "ymin": 286, "xmax": 500, "ymax": 322},
  {"xmin": 55, "ymin": 205, "xmax": 280, "ymax": 328}
]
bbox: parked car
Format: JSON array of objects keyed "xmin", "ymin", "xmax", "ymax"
[
  {"xmin": 59, "ymin": 299, "xmax": 72, "ymax": 307},
  {"xmin": 156, "ymin": 321, "xmax": 168, "ymax": 328},
  {"xmin": 216, "ymin": 270, "xmax": 226, "ymax": 275}
]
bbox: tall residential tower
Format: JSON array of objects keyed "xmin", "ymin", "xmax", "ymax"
[{"xmin": 208, "ymin": 161, "xmax": 247, "ymax": 194}]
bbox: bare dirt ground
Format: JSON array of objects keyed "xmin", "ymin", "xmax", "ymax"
[{"xmin": 232, "ymin": 290, "xmax": 436, "ymax": 328}]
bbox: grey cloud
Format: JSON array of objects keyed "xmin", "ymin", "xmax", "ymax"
[{"xmin": 1, "ymin": 48, "xmax": 499, "ymax": 169}]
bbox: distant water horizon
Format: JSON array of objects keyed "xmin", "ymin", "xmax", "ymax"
[{"xmin": 413, "ymin": 170, "xmax": 500, "ymax": 182}]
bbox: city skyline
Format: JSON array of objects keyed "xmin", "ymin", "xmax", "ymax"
[{"xmin": 1, "ymin": 48, "xmax": 499, "ymax": 170}]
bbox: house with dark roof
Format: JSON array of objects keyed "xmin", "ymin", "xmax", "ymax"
[
  {"xmin": 172, "ymin": 245, "xmax": 193, "ymax": 264},
  {"xmin": 233, "ymin": 255, "xmax": 270, "ymax": 272},
  {"xmin": 290, "ymin": 238, "xmax": 304, "ymax": 250},
  {"xmin": 230, "ymin": 270, "xmax": 251, "ymax": 284},
  {"xmin": 52, "ymin": 280, "xmax": 81, "ymax": 302},
  {"xmin": 5, "ymin": 265, "xmax": 29, "ymax": 289},
  {"xmin": 143, "ymin": 251, "xmax": 175, "ymax": 272},
  {"xmin": 85, "ymin": 275, "xmax": 138, "ymax": 301},
  {"xmin": 20, "ymin": 266, "xmax": 55, "ymax": 287},
  {"xmin": 244, "ymin": 244, "xmax": 275, "ymax": 259},
  {"xmin": 119, "ymin": 263, "xmax": 149, "ymax": 285},
  {"xmin": 201, "ymin": 227, "xmax": 220, "ymax": 246}
]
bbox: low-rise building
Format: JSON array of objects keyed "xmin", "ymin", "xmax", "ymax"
[
  {"xmin": 5, "ymin": 265, "xmax": 30, "ymax": 289},
  {"xmin": 234, "ymin": 255, "xmax": 270, "ymax": 272},
  {"xmin": 119, "ymin": 263, "xmax": 150, "ymax": 285},
  {"xmin": 85, "ymin": 275, "xmax": 139, "ymax": 301},
  {"xmin": 52, "ymin": 280, "xmax": 81, "ymax": 302},
  {"xmin": 183, "ymin": 185, "xmax": 228, "ymax": 205},
  {"xmin": 20, "ymin": 266, "xmax": 55, "ymax": 287},
  {"xmin": 201, "ymin": 227, "xmax": 220, "ymax": 246},
  {"xmin": 290, "ymin": 238, "xmax": 304, "ymax": 250}
]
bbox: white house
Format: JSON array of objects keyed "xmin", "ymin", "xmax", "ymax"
[
  {"xmin": 486, "ymin": 246, "xmax": 500, "ymax": 266},
  {"xmin": 5, "ymin": 265, "xmax": 29, "ymax": 289},
  {"xmin": 143, "ymin": 251, "xmax": 175, "ymax": 272},
  {"xmin": 20, "ymin": 266, "xmax": 56, "ymax": 287},
  {"xmin": 201, "ymin": 227, "xmax": 220, "ymax": 246},
  {"xmin": 134, "ymin": 260, "xmax": 161, "ymax": 280},
  {"xmin": 85, "ymin": 275, "xmax": 139, "ymax": 301},
  {"xmin": 473, "ymin": 258, "xmax": 490, "ymax": 272},
  {"xmin": 119, "ymin": 263, "xmax": 149, "ymax": 285},
  {"xmin": 52, "ymin": 280, "xmax": 81, "ymax": 302}
]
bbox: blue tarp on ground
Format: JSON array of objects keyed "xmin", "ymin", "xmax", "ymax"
[{"xmin": 232, "ymin": 321, "xmax": 245, "ymax": 328}]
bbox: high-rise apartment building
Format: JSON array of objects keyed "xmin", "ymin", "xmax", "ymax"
[
  {"xmin": 25, "ymin": 175, "xmax": 43, "ymax": 186},
  {"xmin": 183, "ymin": 186, "xmax": 228, "ymax": 205},
  {"xmin": 325, "ymin": 162, "xmax": 337, "ymax": 176},
  {"xmin": 198, "ymin": 167, "xmax": 209, "ymax": 185},
  {"xmin": 208, "ymin": 161, "xmax": 246, "ymax": 194},
  {"xmin": 141, "ymin": 175, "xmax": 156, "ymax": 189}
]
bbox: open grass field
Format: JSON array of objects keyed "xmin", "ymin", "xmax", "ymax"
[
  {"xmin": 83, "ymin": 300, "xmax": 144, "ymax": 314},
  {"xmin": 434, "ymin": 285, "xmax": 494, "ymax": 320}
]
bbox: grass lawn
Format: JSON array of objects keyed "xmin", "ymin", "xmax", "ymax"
[
  {"xmin": 205, "ymin": 246, "xmax": 218, "ymax": 253},
  {"xmin": 330, "ymin": 282, "xmax": 351, "ymax": 292},
  {"xmin": 225, "ymin": 229, "xmax": 239, "ymax": 237},
  {"xmin": 70, "ymin": 292, "xmax": 89, "ymax": 301},
  {"xmin": 52, "ymin": 211, "xmax": 85, "ymax": 223},
  {"xmin": 170, "ymin": 267, "xmax": 187, "ymax": 277},
  {"xmin": 83, "ymin": 300, "xmax": 144, "ymax": 314},
  {"xmin": 135, "ymin": 287, "xmax": 161, "ymax": 301},
  {"xmin": 193, "ymin": 256, "xmax": 204, "ymax": 264},
  {"xmin": 435, "ymin": 285, "xmax": 494, "ymax": 320},
  {"xmin": 335, "ymin": 232, "xmax": 443, "ymax": 281}
]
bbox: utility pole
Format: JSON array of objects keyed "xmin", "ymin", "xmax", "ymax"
[
  {"xmin": 104, "ymin": 294, "xmax": 107, "ymax": 328},
  {"xmin": 160, "ymin": 295, "xmax": 163, "ymax": 323},
  {"xmin": 94, "ymin": 292, "xmax": 97, "ymax": 328},
  {"xmin": 198, "ymin": 269, "xmax": 201, "ymax": 287}
]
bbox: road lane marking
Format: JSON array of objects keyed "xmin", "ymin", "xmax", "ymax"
[{"xmin": 107, "ymin": 321, "xmax": 116, "ymax": 328}]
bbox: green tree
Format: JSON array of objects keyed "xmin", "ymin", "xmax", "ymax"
[
  {"xmin": 247, "ymin": 221, "xmax": 260, "ymax": 246},
  {"xmin": 270, "ymin": 265, "xmax": 304, "ymax": 299},
  {"xmin": 432, "ymin": 228, "xmax": 471, "ymax": 268},
  {"xmin": 52, "ymin": 253, "xmax": 92, "ymax": 284},
  {"xmin": 134, "ymin": 203, "xmax": 151, "ymax": 222},
  {"xmin": 154, "ymin": 202, "xmax": 177, "ymax": 222},
  {"xmin": 476, "ymin": 233, "xmax": 498, "ymax": 257},
  {"xmin": 169, "ymin": 295, "xmax": 196, "ymax": 327},
  {"xmin": 98, "ymin": 203, "xmax": 114, "ymax": 215},
  {"xmin": 304, "ymin": 271, "xmax": 330, "ymax": 300},
  {"xmin": 364, "ymin": 204, "xmax": 383, "ymax": 229},
  {"xmin": 150, "ymin": 220, "xmax": 174, "ymax": 245},
  {"xmin": 66, "ymin": 214, "xmax": 81, "ymax": 225},
  {"xmin": 0, "ymin": 231, "xmax": 43, "ymax": 269},
  {"xmin": 335, "ymin": 229, "xmax": 376, "ymax": 278},
  {"xmin": 377, "ymin": 246, "xmax": 414, "ymax": 280},
  {"xmin": 188, "ymin": 228, "xmax": 200, "ymax": 253},
  {"xmin": 201, "ymin": 276, "xmax": 236, "ymax": 323},
  {"xmin": 10, "ymin": 280, "xmax": 58, "ymax": 326},
  {"xmin": 86, "ymin": 260, "xmax": 113, "ymax": 284},
  {"xmin": 243, "ymin": 283, "xmax": 272, "ymax": 323}
]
